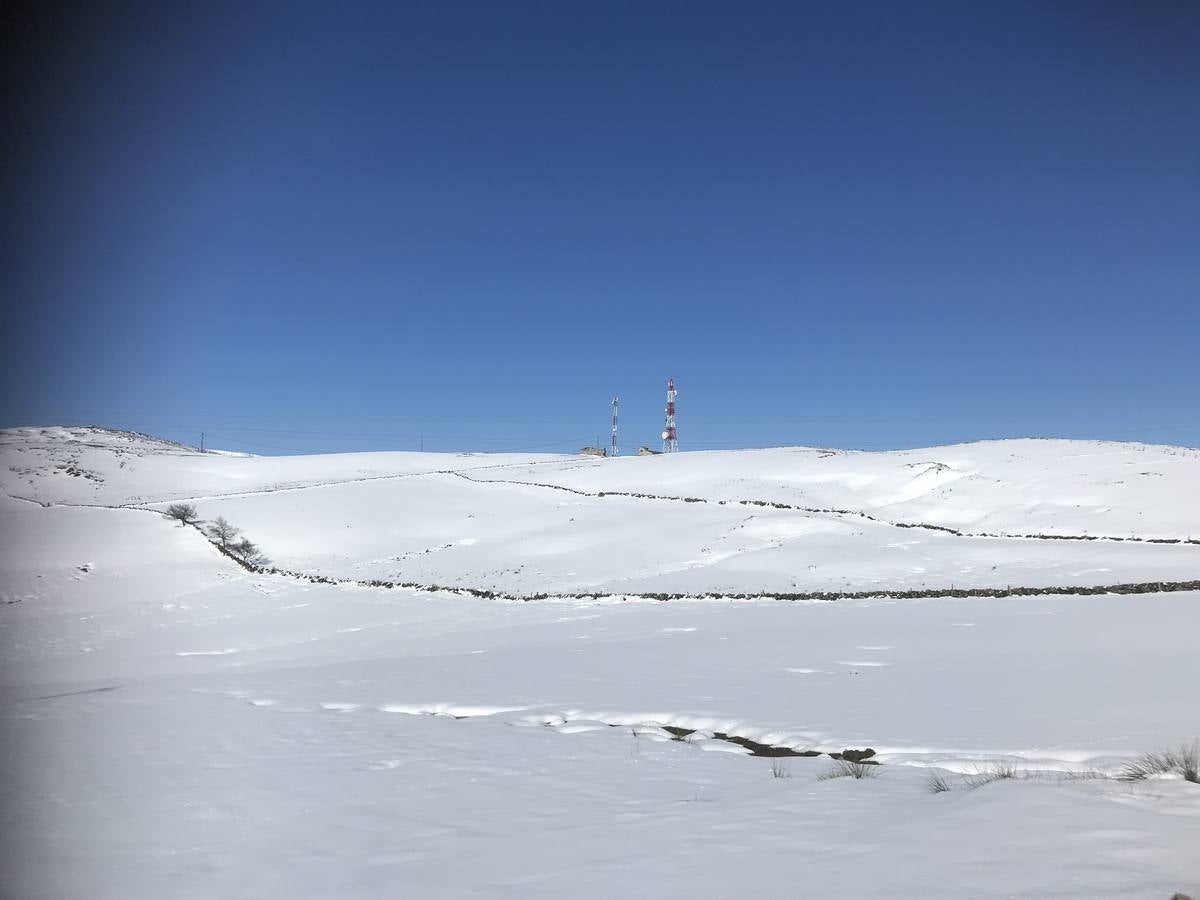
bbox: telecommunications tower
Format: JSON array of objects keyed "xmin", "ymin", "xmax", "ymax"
[
  {"xmin": 611, "ymin": 396, "xmax": 619, "ymax": 457},
  {"xmin": 661, "ymin": 378, "xmax": 678, "ymax": 453}
]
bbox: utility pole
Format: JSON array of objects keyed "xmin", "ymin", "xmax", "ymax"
[{"xmin": 200, "ymin": 432, "xmax": 205, "ymax": 453}]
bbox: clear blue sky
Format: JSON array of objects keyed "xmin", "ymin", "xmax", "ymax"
[{"xmin": 5, "ymin": 1, "xmax": 1198, "ymax": 454}]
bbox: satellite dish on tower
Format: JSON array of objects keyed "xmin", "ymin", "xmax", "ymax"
[{"xmin": 661, "ymin": 431, "xmax": 669, "ymax": 440}]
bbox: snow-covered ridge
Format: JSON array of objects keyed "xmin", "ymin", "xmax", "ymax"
[
  {"xmin": 0, "ymin": 426, "xmax": 566, "ymax": 507},
  {"xmin": 3, "ymin": 426, "xmax": 1197, "ymax": 596},
  {"xmin": 4, "ymin": 426, "xmax": 1196, "ymax": 537}
]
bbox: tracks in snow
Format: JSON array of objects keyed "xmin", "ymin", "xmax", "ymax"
[{"xmin": 230, "ymin": 694, "xmax": 880, "ymax": 764}]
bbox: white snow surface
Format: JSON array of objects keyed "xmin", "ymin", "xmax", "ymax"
[{"xmin": 1, "ymin": 427, "xmax": 1198, "ymax": 899}]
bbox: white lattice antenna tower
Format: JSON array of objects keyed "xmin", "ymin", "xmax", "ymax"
[
  {"xmin": 661, "ymin": 378, "xmax": 678, "ymax": 452},
  {"xmin": 610, "ymin": 396, "xmax": 619, "ymax": 457}
]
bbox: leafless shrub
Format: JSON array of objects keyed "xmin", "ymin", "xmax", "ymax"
[
  {"xmin": 163, "ymin": 503, "xmax": 199, "ymax": 526},
  {"xmin": 206, "ymin": 516, "xmax": 240, "ymax": 548},
  {"xmin": 770, "ymin": 758, "xmax": 791, "ymax": 779},
  {"xmin": 230, "ymin": 537, "xmax": 269, "ymax": 567}
]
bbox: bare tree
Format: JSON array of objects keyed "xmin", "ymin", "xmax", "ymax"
[
  {"xmin": 163, "ymin": 503, "xmax": 199, "ymax": 526},
  {"xmin": 206, "ymin": 517, "xmax": 240, "ymax": 549},
  {"xmin": 230, "ymin": 537, "xmax": 268, "ymax": 567}
]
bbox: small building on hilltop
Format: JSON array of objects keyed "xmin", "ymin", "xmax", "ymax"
[
  {"xmin": 637, "ymin": 446, "xmax": 660, "ymax": 456},
  {"xmin": 579, "ymin": 447, "xmax": 607, "ymax": 457}
]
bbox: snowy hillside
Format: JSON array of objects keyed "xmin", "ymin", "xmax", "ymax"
[
  {"xmin": 4, "ymin": 426, "xmax": 1199, "ymax": 597},
  {"xmin": 6, "ymin": 428, "xmax": 1198, "ymax": 539},
  {"xmin": 1, "ymin": 427, "xmax": 1197, "ymax": 899}
]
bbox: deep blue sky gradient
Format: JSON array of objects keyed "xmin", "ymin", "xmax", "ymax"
[{"xmin": 5, "ymin": 1, "xmax": 1198, "ymax": 453}]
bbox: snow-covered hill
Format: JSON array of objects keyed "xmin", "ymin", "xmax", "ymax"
[
  {"xmin": 1, "ymin": 427, "xmax": 1197, "ymax": 899},
  {"xmin": 6, "ymin": 427, "xmax": 1198, "ymax": 538},
  {"xmin": 4, "ymin": 426, "xmax": 1198, "ymax": 596}
]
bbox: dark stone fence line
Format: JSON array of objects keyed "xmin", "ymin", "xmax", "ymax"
[
  {"xmin": 203, "ymin": 534, "xmax": 1200, "ymax": 604},
  {"xmin": 447, "ymin": 471, "xmax": 1200, "ymax": 547}
]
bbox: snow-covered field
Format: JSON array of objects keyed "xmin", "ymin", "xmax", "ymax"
[{"xmin": 2, "ymin": 427, "xmax": 1197, "ymax": 898}]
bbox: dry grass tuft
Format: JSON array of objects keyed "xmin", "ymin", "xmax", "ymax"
[
  {"xmin": 926, "ymin": 770, "xmax": 953, "ymax": 793},
  {"xmin": 818, "ymin": 760, "xmax": 878, "ymax": 781},
  {"xmin": 1118, "ymin": 742, "xmax": 1199, "ymax": 784},
  {"xmin": 966, "ymin": 762, "xmax": 1019, "ymax": 789}
]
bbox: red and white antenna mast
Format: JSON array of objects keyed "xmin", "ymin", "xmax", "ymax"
[
  {"xmin": 661, "ymin": 378, "xmax": 678, "ymax": 452},
  {"xmin": 610, "ymin": 396, "xmax": 619, "ymax": 457}
]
